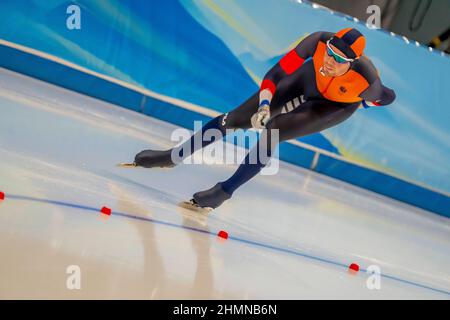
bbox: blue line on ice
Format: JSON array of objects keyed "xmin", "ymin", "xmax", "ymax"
[{"xmin": 6, "ymin": 193, "xmax": 450, "ymax": 297}]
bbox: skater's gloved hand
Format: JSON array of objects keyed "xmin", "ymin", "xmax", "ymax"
[
  {"xmin": 251, "ymin": 105, "xmax": 270, "ymax": 129},
  {"xmin": 361, "ymin": 100, "xmax": 381, "ymax": 109}
]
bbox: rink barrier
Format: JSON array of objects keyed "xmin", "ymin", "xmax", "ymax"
[{"xmin": 0, "ymin": 39, "xmax": 449, "ymax": 218}]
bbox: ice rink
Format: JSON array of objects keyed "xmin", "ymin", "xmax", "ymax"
[{"xmin": 0, "ymin": 67, "xmax": 449, "ymax": 299}]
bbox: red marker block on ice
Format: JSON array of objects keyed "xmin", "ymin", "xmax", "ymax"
[
  {"xmin": 218, "ymin": 230, "xmax": 228, "ymax": 240},
  {"xmin": 0, "ymin": 191, "xmax": 5, "ymax": 201},
  {"xmin": 100, "ymin": 206, "xmax": 112, "ymax": 216},
  {"xmin": 349, "ymin": 263, "xmax": 360, "ymax": 273}
]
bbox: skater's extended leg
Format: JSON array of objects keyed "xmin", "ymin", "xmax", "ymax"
[
  {"xmin": 134, "ymin": 115, "xmax": 226, "ymax": 168},
  {"xmin": 135, "ymin": 92, "xmax": 260, "ymax": 167}
]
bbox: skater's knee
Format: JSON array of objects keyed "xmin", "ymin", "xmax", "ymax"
[
  {"xmin": 260, "ymin": 119, "xmax": 283, "ymax": 151},
  {"xmin": 265, "ymin": 118, "xmax": 278, "ymax": 131},
  {"xmin": 265, "ymin": 118, "xmax": 283, "ymax": 137}
]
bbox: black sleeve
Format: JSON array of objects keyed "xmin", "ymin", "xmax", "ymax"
[
  {"xmin": 354, "ymin": 56, "xmax": 396, "ymax": 106},
  {"xmin": 293, "ymin": 31, "xmax": 328, "ymax": 59},
  {"xmin": 360, "ymin": 78, "xmax": 396, "ymax": 106},
  {"xmin": 262, "ymin": 31, "xmax": 326, "ymax": 86}
]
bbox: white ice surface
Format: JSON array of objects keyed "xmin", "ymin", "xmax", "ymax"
[{"xmin": 0, "ymin": 67, "xmax": 449, "ymax": 299}]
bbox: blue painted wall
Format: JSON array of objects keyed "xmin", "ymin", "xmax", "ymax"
[{"xmin": 0, "ymin": 0, "xmax": 448, "ymax": 217}]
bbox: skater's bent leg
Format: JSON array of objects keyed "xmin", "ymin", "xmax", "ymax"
[
  {"xmin": 191, "ymin": 125, "xmax": 276, "ymax": 208},
  {"xmin": 220, "ymin": 122, "xmax": 278, "ymax": 195},
  {"xmin": 220, "ymin": 100, "xmax": 359, "ymax": 194}
]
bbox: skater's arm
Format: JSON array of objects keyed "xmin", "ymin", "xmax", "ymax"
[
  {"xmin": 259, "ymin": 32, "xmax": 324, "ymax": 108},
  {"xmin": 360, "ymin": 78, "xmax": 396, "ymax": 108},
  {"xmin": 354, "ymin": 56, "xmax": 396, "ymax": 108}
]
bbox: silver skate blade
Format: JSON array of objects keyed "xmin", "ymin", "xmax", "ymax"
[
  {"xmin": 116, "ymin": 162, "xmax": 137, "ymax": 168},
  {"xmin": 178, "ymin": 200, "xmax": 213, "ymax": 214}
]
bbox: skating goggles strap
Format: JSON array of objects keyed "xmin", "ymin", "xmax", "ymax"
[{"xmin": 326, "ymin": 40, "xmax": 354, "ymax": 64}]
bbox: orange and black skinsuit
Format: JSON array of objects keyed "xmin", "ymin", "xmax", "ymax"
[
  {"xmin": 260, "ymin": 30, "xmax": 396, "ymax": 108},
  {"xmin": 135, "ymin": 28, "xmax": 396, "ymax": 208}
]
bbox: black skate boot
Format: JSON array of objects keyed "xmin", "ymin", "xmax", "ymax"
[
  {"xmin": 134, "ymin": 149, "xmax": 176, "ymax": 168},
  {"xmin": 192, "ymin": 183, "xmax": 231, "ymax": 209}
]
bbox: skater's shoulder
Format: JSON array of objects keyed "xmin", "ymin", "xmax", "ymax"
[
  {"xmin": 307, "ymin": 31, "xmax": 334, "ymax": 43},
  {"xmin": 320, "ymin": 31, "xmax": 334, "ymax": 42},
  {"xmin": 350, "ymin": 54, "xmax": 379, "ymax": 84},
  {"xmin": 299, "ymin": 31, "xmax": 333, "ymax": 45}
]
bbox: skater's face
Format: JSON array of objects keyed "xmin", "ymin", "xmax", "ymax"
[{"xmin": 322, "ymin": 43, "xmax": 352, "ymax": 77}]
